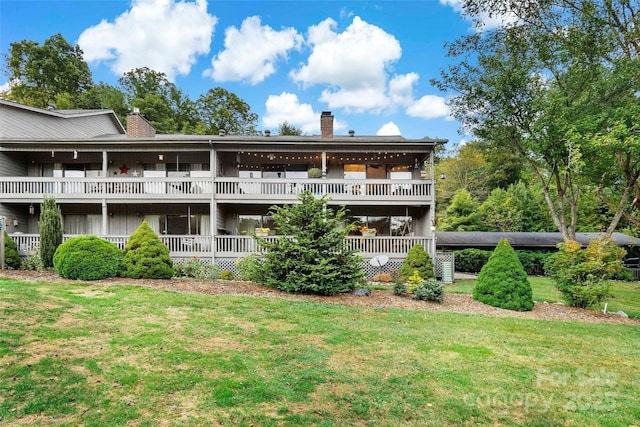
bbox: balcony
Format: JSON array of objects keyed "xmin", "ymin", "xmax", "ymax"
[
  {"xmin": 10, "ymin": 234, "xmax": 435, "ymax": 259},
  {"xmin": 0, "ymin": 177, "xmax": 433, "ymax": 204}
]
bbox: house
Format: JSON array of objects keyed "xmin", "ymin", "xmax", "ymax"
[{"xmin": 0, "ymin": 100, "xmax": 447, "ymax": 277}]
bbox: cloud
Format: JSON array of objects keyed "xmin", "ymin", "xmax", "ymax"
[
  {"xmin": 263, "ymin": 92, "xmax": 346, "ymax": 134},
  {"xmin": 0, "ymin": 81, "xmax": 11, "ymax": 94},
  {"xmin": 290, "ymin": 16, "xmax": 401, "ymax": 112},
  {"xmin": 406, "ymin": 95, "xmax": 450, "ymax": 120},
  {"xmin": 388, "ymin": 72, "xmax": 419, "ymax": 107},
  {"xmin": 439, "ymin": 0, "xmax": 517, "ymax": 31},
  {"xmin": 204, "ymin": 16, "xmax": 302, "ymax": 84},
  {"xmin": 77, "ymin": 0, "xmax": 216, "ymax": 81},
  {"xmin": 377, "ymin": 122, "xmax": 401, "ymax": 136}
]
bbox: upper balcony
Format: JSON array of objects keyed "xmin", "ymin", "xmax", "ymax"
[{"xmin": 0, "ymin": 177, "xmax": 433, "ymax": 205}]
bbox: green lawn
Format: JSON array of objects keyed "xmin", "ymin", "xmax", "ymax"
[{"xmin": 1, "ymin": 278, "xmax": 639, "ymax": 426}]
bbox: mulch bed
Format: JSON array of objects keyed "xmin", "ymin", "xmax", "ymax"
[{"xmin": 1, "ymin": 270, "xmax": 638, "ymax": 325}]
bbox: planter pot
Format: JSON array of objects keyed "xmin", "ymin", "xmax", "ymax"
[{"xmin": 362, "ymin": 229, "xmax": 377, "ymax": 237}]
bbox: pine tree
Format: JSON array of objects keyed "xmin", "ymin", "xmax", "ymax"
[
  {"xmin": 399, "ymin": 244, "xmax": 435, "ymax": 281},
  {"xmin": 3, "ymin": 231, "xmax": 21, "ymax": 269},
  {"xmin": 39, "ymin": 196, "xmax": 63, "ymax": 269},
  {"xmin": 257, "ymin": 191, "xmax": 365, "ymax": 295},
  {"xmin": 473, "ymin": 239, "xmax": 534, "ymax": 311}
]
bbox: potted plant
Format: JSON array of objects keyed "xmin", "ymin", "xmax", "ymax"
[
  {"xmin": 360, "ymin": 226, "xmax": 376, "ymax": 237},
  {"xmin": 307, "ymin": 167, "xmax": 322, "ymax": 178},
  {"xmin": 255, "ymin": 227, "xmax": 270, "ymax": 237}
]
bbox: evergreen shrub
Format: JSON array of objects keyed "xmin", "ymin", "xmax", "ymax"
[
  {"xmin": 53, "ymin": 235, "xmax": 121, "ymax": 280},
  {"xmin": 473, "ymin": 239, "xmax": 534, "ymax": 311},
  {"xmin": 413, "ymin": 278, "xmax": 444, "ymax": 303},
  {"xmin": 235, "ymin": 254, "xmax": 263, "ymax": 282},
  {"xmin": 454, "ymin": 248, "xmax": 491, "ymax": 273},
  {"xmin": 257, "ymin": 191, "xmax": 365, "ymax": 295},
  {"xmin": 39, "ymin": 197, "xmax": 62, "ymax": 269},
  {"xmin": 3, "ymin": 231, "xmax": 22, "ymax": 269},
  {"xmin": 399, "ymin": 244, "xmax": 435, "ymax": 281},
  {"xmin": 120, "ymin": 220, "xmax": 174, "ymax": 279}
]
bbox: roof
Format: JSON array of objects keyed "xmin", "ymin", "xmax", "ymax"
[
  {"xmin": 0, "ymin": 99, "xmax": 126, "ymax": 138},
  {"xmin": 435, "ymin": 232, "xmax": 640, "ymax": 249}
]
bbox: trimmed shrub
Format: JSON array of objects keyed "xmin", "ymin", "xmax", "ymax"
[
  {"xmin": 3, "ymin": 231, "xmax": 21, "ymax": 269},
  {"xmin": 413, "ymin": 278, "xmax": 444, "ymax": 303},
  {"xmin": 516, "ymin": 250, "xmax": 552, "ymax": 276},
  {"xmin": 39, "ymin": 197, "xmax": 62, "ymax": 269},
  {"xmin": 473, "ymin": 239, "xmax": 534, "ymax": 311},
  {"xmin": 53, "ymin": 235, "xmax": 121, "ymax": 280},
  {"xmin": 544, "ymin": 238, "xmax": 625, "ymax": 308},
  {"xmin": 399, "ymin": 244, "xmax": 435, "ymax": 281},
  {"xmin": 120, "ymin": 220, "xmax": 174, "ymax": 279}
]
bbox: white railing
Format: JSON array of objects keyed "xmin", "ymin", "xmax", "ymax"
[
  {"xmin": 10, "ymin": 234, "xmax": 434, "ymax": 258},
  {"xmin": 0, "ymin": 177, "xmax": 432, "ymax": 201}
]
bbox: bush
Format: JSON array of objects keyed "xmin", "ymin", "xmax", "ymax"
[
  {"xmin": 174, "ymin": 258, "xmax": 220, "ymax": 280},
  {"xmin": 399, "ymin": 244, "xmax": 435, "ymax": 281},
  {"xmin": 220, "ymin": 270, "xmax": 234, "ymax": 280},
  {"xmin": 39, "ymin": 197, "xmax": 62, "ymax": 269},
  {"xmin": 120, "ymin": 220, "xmax": 174, "ymax": 279},
  {"xmin": 235, "ymin": 254, "xmax": 263, "ymax": 282},
  {"xmin": 3, "ymin": 231, "xmax": 21, "ymax": 269},
  {"xmin": 516, "ymin": 250, "xmax": 552, "ymax": 275},
  {"xmin": 372, "ymin": 273, "xmax": 393, "ymax": 283},
  {"xmin": 453, "ymin": 248, "xmax": 491, "ymax": 273},
  {"xmin": 544, "ymin": 238, "xmax": 625, "ymax": 308},
  {"xmin": 393, "ymin": 282, "xmax": 407, "ymax": 296},
  {"xmin": 21, "ymin": 253, "xmax": 43, "ymax": 271},
  {"xmin": 473, "ymin": 239, "xmax": 534, "ymax": 311},
  {"xmin": 53, "ymin": 235, "xmax": 122, "ymax": 280},
  {"xmin": 257, "ymin": 191, "xmax": 365, "ymax": 295},
  {"xmin": 413, "ymin": 278, "xmax": 444, "ymax": 303},
  {"xmin": 406, "ymin": 269, "xmax": 423, "ymax": 293}
]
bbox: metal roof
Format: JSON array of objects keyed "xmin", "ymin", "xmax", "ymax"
[{"xmin": 435, "ymin": 232, "xmax": 640, "ymax": 249}]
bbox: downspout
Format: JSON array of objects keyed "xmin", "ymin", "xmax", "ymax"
[
  {"xmin": 209, "ymin": 142, "xmax": 216, "ymax": 265},
  {"xmin": 102, "ymin": 151, "xmax": 108, "ymax": 235}
]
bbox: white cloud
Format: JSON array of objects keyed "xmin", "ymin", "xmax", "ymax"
[
  {"xmin": 77, "ymin": 0, "xmax": 216, "ymax": 81},
  {"xmin": 0, "ymin": 81, "xmax": 11, "ymax": 94},
  {"xmin": 406, "ymin": 95, "xmax": 450, "ymax": 120},
  {"xmin": 263, "ymin": 92, "xmax": 346, "ymax": 134},
  {"xmin": 377, "ymin": 122, "xmax": 401, "ymax": 136},
  {"xmin": 204, "ymin": 16, "xmax": 302, "ymax": 84},
  {"xmin": 439, "ymin": 0, "xmax": 517, "ymax": 31},
  {"xmin": 290, "ymin": 16, "xmax": 401, "ymax": 112},
  {"xmin": 388, "ymin": 72, "xmax": 419, "ymax": 107}
]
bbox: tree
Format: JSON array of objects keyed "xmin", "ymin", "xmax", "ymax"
[
  {"xmin": 277, "ymin": 121, "xmax": 303, "ymax": 136},
  {"xmin": 120, "ymin": 220, "xmax": 174, "ymax": 279},
  {"xmin": 435, "ymin": 141, "xmax": 489, "ymax": 209},
  {"xmin": 433, "ymin": 0, "xmax": 640, "ymax": 240},
  {"xmin": 398, "ymin": 244, "xmax": 435, "ymax": 281},
  {"xmin": 3, "ymin": 33, "xmax": 93, "ymax": 108},
  {"xmin": 473, "ymin": 239, "xmax": 534, "ymax": 311},
  {"xmin": 118, "ymin": 67, "xmax": 201, "ymax": 134},
  {"xmin": 257, "ymin": 191, "xmax": 365, "ymax": 295},
  {"xmin": 478, "ymin": 181, "xmax": 551, "ymax": 232},
  {"xmin": 438, "ymin": 189, "xmax": 482, "ymax": 231},
  {"xmin": 196, "ymin": 87, "xmax": 259, "ymax": 135},
  {"xmin": 3, "ymin": 231, "xmax": 21, "ymax": 270},
  {"xmin": 39, "ymin": 196, "xmax": 63, "ymax": 269}
]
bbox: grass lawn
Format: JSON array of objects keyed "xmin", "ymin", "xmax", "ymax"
[{"xmin": 1, "ymin": 277, "xmax": 639, "ymax": 426}]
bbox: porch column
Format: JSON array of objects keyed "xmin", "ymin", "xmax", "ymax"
[
  {"xmin": 321, "ymin": 152, "xmax": 327, "ymax": 177},
  {"xmin": 210, "ymin": 147, "xmax": 216, "ymax": 265},
  {"xmin": 101, "ymin": 199, "xmax": 108, "ymax": 235},
  {"xmin": 102, "ymin": 151, "xmax": 108, "ymax": 178}
]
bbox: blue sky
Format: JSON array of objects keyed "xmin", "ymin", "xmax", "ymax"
[{"xmin": 0, "ymin": 0, "xmax": 495, "ymax": 144}]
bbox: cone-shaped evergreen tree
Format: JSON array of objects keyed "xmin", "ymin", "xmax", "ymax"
[
  {"xmin": 39, "ymin": 196, "xmax": 63, "ymax": 269},
  {"xmin": 3, "ymin": 231, "xmax": 21, "ymax": 269},
  {"xmin": 258, "ymin": 191, "xmax": 365, "ymax": 295},
  {"xmin": 399, "ymin": 244, "xmax": 435, "ymax": 281},
  {"xmin": 473, "ymin": 239, "xmax": 534, "ymax": 311},
  {"xmin": 120, "ymin": 220, "xmax": 174, "ymax": 279}
]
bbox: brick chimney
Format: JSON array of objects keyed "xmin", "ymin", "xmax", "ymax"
[
  {"xmin": 126, "ymin": 109, "xmax": 156, "ymax": 138},
  {"xmin": 320, "ymin": 111, "xmax": 334, "ymax": 138}
]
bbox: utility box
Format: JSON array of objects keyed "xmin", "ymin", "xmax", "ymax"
[{"xmin": 442, "ymin": 261, "xmax": 453, "ymax": 284}]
